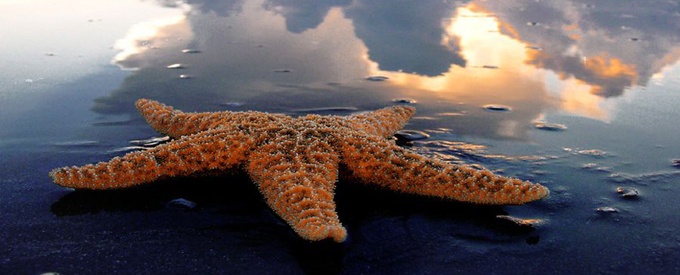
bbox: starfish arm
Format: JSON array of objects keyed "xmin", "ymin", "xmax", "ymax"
[
  {"xmin": 49, "ymin": 130, "xmax": 255, "ymax": 190},
  {"xmin": 135, "ymin": 99, "xmax": 292, "ymax": 138},
  {"xmin": 347, "ymin": 106, "xmax": 416, "ymax": 138},
  {"xmin": 339, "ymin": 134, "xmax": 549, "ymax": 205},
  {"xmin": 247, "ymin": 131, "xmax": 347, "ymax": 242}
]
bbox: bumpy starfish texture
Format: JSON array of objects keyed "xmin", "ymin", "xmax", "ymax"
[{"xmin": 50, "ymin": 99, "xmax": 550, "ymax": 242}]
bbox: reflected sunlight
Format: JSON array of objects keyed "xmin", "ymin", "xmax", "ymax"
[
  {"xmin": 112, "ymin": 15, "xmax": 189, "ymax": 70},
  {"xmin": 365, "ymin": 5, "xmax": 619, "ymax": 121}
]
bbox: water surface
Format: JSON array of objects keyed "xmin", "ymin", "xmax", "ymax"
[{"xmin": 2, "ymin": 0, "xmax": 680, "ymax": 274}]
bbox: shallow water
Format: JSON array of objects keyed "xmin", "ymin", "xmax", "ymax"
[{"xmin": 2, "ymin": 0, "xmax": 680, "ymax": 274}]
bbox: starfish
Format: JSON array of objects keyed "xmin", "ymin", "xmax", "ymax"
[{"xmin": 50, "ymin": 99, "xmax": 549, "ymax": 242}]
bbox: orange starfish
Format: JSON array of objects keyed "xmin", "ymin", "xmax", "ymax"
[{"xmin": 50, "ymin": 99, "xmax": 549, "ymax": 242}]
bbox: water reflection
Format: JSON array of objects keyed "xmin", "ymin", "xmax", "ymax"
[
  {"xmin": 96, "ymin": 0, "xmax": 680, "ymax": 139},
  {"xmin": 263, "ymin": 0, "xmax": 352, "ymax": 33},
  {"xmin": 473, "ymin": 1, "xmax": 680, "ymax": 95}
]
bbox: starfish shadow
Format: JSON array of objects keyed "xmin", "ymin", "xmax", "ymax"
[
  {"xmin": 50, "ymin": 174, "xmax": 261, "ymax": 216},
  {"xmin": 50, "ymin": 176, "xmax": 542, "ymax": 274},
  {"xmin": 335, "ymin": 181, "xmax": 541, "ymax": 241}
]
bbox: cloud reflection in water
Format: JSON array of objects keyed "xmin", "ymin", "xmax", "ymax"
[{"xmin": 97, "ymin": 0, "xmax": 680, "ymax": 140}]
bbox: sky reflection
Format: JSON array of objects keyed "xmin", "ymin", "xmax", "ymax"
[{"xmin": 94, "ymin": 0, "xmax": 680, "ymax": 139}]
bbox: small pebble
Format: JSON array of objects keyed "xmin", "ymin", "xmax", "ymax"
[
  {"xmin": 596, "ymin": 206, "xmax": 618, "ymax": 213},
  {"xmin": 52, "ymin": 140, "xmax": 99, "ymax": 147},
  {"xmin": 394, "ymin": 130, "xmax": 430, "ymax": 141},
  {"xmin": 392, "ymin": 98, "xmax": 417, "ymax": 104},
  {"xmin": 366, "ymin": 76, "xmax": 389, "ymax": 81},
  {"xmin": 167, "ymin": 198, "xmax": 197, "ymax": 210},
  {"xmin": 533, "ymin": 121, "xmax": 567, "ymax": 131},
  {"xmin": 616, "ymin": 187, "xmax": 639, "ymax": 198},
  {"xmin": 182, "ymin": 49, "xmax": 201, "ymax": 53},
  {"xmin": 672, "ymin": 159, "xmax": 680, "ymax": 168},
  {"xmin": 483, "ymin": 104, "xmax": 512, "ymax": 112},
  {"xmin": 293, "ymin": 107, "xmax": 359, "ymax": 113},
  {"xmin": 496, "ymin": 215, "xmax": 545, "ymax": 227},
  {"xmin": 166, "ymin": 63, "xmax": 185, "ymax": 69}
]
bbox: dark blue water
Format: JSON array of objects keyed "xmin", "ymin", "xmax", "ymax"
[{"xmin": 2, "ymin": 0, "xmax": 680, "ymax": 274}]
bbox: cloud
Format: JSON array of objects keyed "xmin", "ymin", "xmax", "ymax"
[
  {"xmin": 475, "ymin": 0, "xmax": 680, "ymax": 98},
  {"xmin": 262, "ymin": 0, "xmax": 352, "ymax": 33},
  {"xmin": 344, "ymin": 0, "xmax": 467, "ymax": 76}
]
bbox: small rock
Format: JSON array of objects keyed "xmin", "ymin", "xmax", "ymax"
[
  {"xmin": 394, "ymin": 130, "xmax": 430, "ymax": 141},
  {"xmin": 616, "ymin": 187, "xmax": 639, "ymax": 198},
  {"xmin": 366, "ymin": 76, "xmax": 389, "ymax": 81},
  {"xmin": 166, "ymin": 63, "xmax": 185, "ymax": 69},
  {"xmin": 483, "ymin": 104, "xmax": 512, "ymax": 112},
  {"xmin": 496, "ymin": 215, "xmax": 545, "ymax": 228},
  {"xmin": 672, "ymin": 159, "xmax": 680, "ymax": 168},
  {"xmin": 182, "ymin": 49, "xmax": 201, "ymax": 53},
  {"xmin": 167, "ymin": 198, "xmax": 197, "ymax": 210},
  {"xmin": 596, "ymin": 206, "xmax": 618, "ymax": 213},
  {"xmin": 533, "ymin": 121, "xmax": 567, "ymax": 131},
  {"xmin": 392, "ymin": 98, "xmax": 417, "ymax": 104}
]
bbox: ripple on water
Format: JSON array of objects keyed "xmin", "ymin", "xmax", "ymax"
[
  {"xmin": 581, "ymin": 163, "xmax": 611, "ymax": 173},
  {"xmin": 219, "ymin": 102, "xmax": 245, "ymax": 107},
  {"xmin": 129, "ymin": 136, "xmax": 171, "ymax": 147},
  {"xmin": 608, "ymin": 170, "xmax": 680, "ymax": 185},
  {"xmin": 51, "ymin": 140, "xmax": 100, "ymax": 147},
  {"xmin": 483, "ymin": 104, "xmax": 512, "ymax": 112},
  {"xmin": 292, "ymin": 106, "xmax": 359, "ymax": 113},
  {"xmin": 564, "ymin": 148, "xmax": 608, "ymax": 158},
  {"xmin": 108, "ymin": 146, "xmax": 151, "ymax": 154},
  {"xmin": 437, "ymin": 111, "xmax": 466, "ymax": 117}
]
